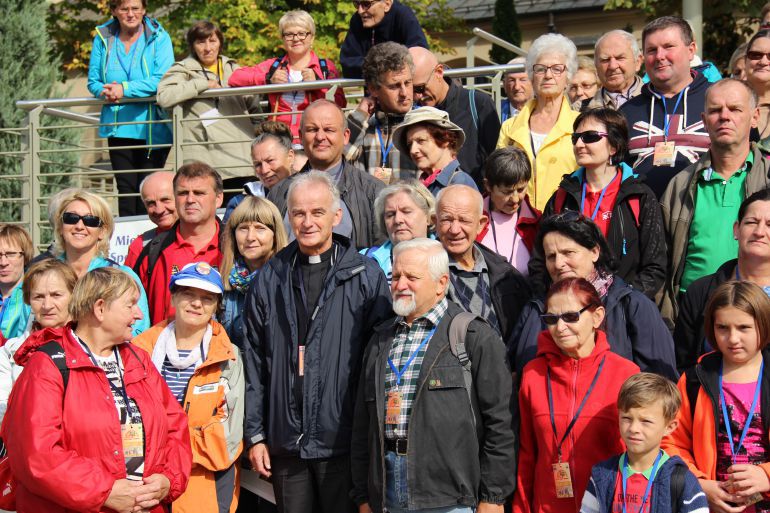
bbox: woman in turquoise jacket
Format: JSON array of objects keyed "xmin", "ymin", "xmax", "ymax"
[{"xmin": 87, "ymin": 0, "xmax": 174, "ymax": 217}]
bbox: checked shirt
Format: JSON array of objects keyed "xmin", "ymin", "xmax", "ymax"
[{"xmin": 384, "ymin": 297, "xmax": 448, "ymax": 440}]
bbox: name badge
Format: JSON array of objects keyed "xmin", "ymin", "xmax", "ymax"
[
  {"xmin": 122, "ymin": 422, "xmax": 144, "ymax": 458},
  {"xmin": 385, "ymin": 391, "xmax": 402, "ymax": 425},
  {"xmin": 193, "ymin": 383, "xmax": 218, "ymax": 395},
  {"xmin": 653, "ymin": 141, "xmax": 676, "ymax": 166},
  {"xmin": 552, "ymin": 462, "xmax": 574, "ymax": 498},
  {"xmin": 373, "ymin": 167, "xmax": 393, "ymax": 184},
  {"xmin": 200, "ymin": 107, "xmax": 221, "ymax": 127}
]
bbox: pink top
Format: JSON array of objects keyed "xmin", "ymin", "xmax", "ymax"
[{"xmin": 479, "ymin": 196, "xmax": 531, "ymax": 275}]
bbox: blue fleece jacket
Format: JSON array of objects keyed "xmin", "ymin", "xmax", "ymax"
[{"xmin": 581, "ymin": 454, "xmax": 708, "ymax": 513}]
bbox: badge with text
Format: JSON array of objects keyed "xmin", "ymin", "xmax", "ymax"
[
  {"xmin": 552, "ymin": 462, "xmax": 574, "ymax": 498},
  {"xmin": 653, "ymin": 141, "xmax": 676, "ymax": 166},
  {"xmin": 298, "ymin": 345, "xmax": 305, "ymax": 377},
  {"xmin": 373, "ymin": 167, "xmax": 393, "ymax": 184},
  {"xmin": 121, "ymin": 422, "xmax": 144, "ymax": 458},
  {"xmin": 385, "ymin": 391, "xmax": 402, "ymax": 425}
]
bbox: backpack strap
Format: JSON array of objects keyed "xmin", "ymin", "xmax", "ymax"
[
  {"xmin": 132, "ymin": 225, "xmax": 177, "ymax": 281},
  {"xmin": 265, "ymin": 56, "xmax": 285, "ymax": 83},
  {"xmin": 140, "ymin": 227, "xmax": 158, "ymax": 249},
  {"xmin": 554, "ymin": 187, "xmax": 568, "ymax": 214},
  {"xmin": 669, "ymin": 464, "xmax": 687, "ymax": 513},
  {"xmin": 318, "ymin": 58, "xmax": 329, "ymax": 80},
  {"xmin": 37, "ymin": 341, "xmax": 70, "ymax": 391},
  {"xmin": 448, "ymin": 312, "xmax": 479, "ymax": 429},
  {"xmin": 468, "ymin": 89, "xmax": 479, "ymax": 130}
]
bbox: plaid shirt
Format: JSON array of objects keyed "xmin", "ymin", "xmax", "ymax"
[
  {"xmin": 345, "ymin": 109, "xmax": 419, "ymax": 183},
  {"xmin": 384, "ymin": 297, "xmax": 448, "ymax": 439}
]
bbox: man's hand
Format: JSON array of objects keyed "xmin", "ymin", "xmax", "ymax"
[
  {"xmin": 355, "ymin": 97, "xmax": 376, "ymax": 117},
  {"xmin": 249, "ymin": 442, "xmax": 272, "ymax": 478},
  {"xmin": 207, "ymin": 80, "xmax": 221, "ymax": 89},
  {"xmin": 270, "ymin": 69, "xmax": 289, "ymax": 84},
  {"xmin": 476, "ymin": 502, "xmax": 503, "ymax": 513}
]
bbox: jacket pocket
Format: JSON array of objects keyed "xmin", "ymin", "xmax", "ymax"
[{"xmin": 427, "ymin": 366, "xmax": 466, "ymax": 390}]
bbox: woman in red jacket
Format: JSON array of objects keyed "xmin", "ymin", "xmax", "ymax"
[
  {"xmin": 515, "ymin": 277, "xmax": 639, "ymax": 513},
  {"xmin": 228, "ymin": 9, "xmax": 347, "ymax": 143},
  {"xmin": 1, "ymin": 267, "xmax": 191, "ymax": 513}
]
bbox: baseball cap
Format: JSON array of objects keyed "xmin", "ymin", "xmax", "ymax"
[{"xmin": 169, "ymin": 262, "xmax": 223, "ymax": 295}]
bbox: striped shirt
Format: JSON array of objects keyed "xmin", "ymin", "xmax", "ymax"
[
  {"xmin": 161, "ymin": 350, "xmax": 196, "ymax": 404},
  {"xmin": 385, "ymin": 298, "xmax": 447, "ymax": 439}
]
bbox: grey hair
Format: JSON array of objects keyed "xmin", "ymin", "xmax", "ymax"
[
  {"xmin": 526, "ymin": 33, "xmax": 578, "ymax": 81},
  {"xmin": 287, "ymin": 170, "xmax": 341, "ymax": 212},
  {"xmin": 373, "ymin": 180, "xmax": 435, "ymax": 240},
  {"xmin": 363, "ymin": 42, "xmax": 415, "ymax": 89},
  {"xmin": 505, "ymin": 56, "xmax": 527, "ymax": 78},
  {"xmin": 706, "ymin": 78, "xmax": 758, "ymax": 109},
  {"xmin": 251, "ymin": 131, "xmax": 293, "ymax": 153},
  {"xmin": 435, "ymin": 184, "xmax": 484, "ymax": 218},
  {"xmin": 392, "ymin": 237, "xmax": 449, "ymax": 282},
  {"xmin": 594, "ymin": 30, "xmax": 640, "ymax": 61}
]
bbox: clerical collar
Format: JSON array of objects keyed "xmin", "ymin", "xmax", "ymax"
[{"xmin": 298, "ymin": 244, "xmax": 334, "ymax": 265}]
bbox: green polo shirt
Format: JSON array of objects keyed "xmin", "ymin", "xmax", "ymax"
[{"xmin": 681, "ymin": 151, "xmax": 753, "ymax": 292}]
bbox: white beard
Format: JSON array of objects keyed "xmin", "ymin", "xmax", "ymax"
[{"xmin": 392, "ymin": 295, "xmax": 417, "ymax": 317}]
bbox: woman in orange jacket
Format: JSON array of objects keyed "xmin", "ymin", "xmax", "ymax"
[
  {"xmin": 133, "ymin": 262, "xmax": 244, "ymax": 513},
  {"xmin": 663, "ymin": 281, "xmax": 770, "ymax": 513}
]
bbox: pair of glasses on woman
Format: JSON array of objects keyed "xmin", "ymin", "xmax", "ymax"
[
  {"xmin": 532, "ymin": 64, "xmax": 567, "ymax": 76},
  {"xmin": 747, "ymin": 51, "xmax": 770, "ymax": 62},
  {"xmin": 62, "ymin": 212, "xmax": 103, "ymax": 228},
  {"xmin": 571, "ymin": 130, "xmax": 608, "ymax": 145},
  {"xmin": 282, "ymin": 31, "xmax": 311, "ymax": 41},
  {"xmin": 540, "ymin": 305, "xmax": 591, "ymax": 325}
]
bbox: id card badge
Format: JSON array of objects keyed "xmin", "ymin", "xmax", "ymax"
[
  {"xmin": 373, "ymin": 167, "xmax": 393, "ymax": 184},
  {"xmin": 121, "ymin": 422, "xmax": 144, "ymax": 458},
  {"xmin": 385, "ymin": 391, "xmax": 402, "ymax": 425},
  {"xmin": 200, "ymin": 107, "xmax": 221, "ymax": 127},
  {"xmin": 653, "ymin": 141, "xmax": 676, "ymax": 166},
  {"xmin": 298, "ymin": 346, "xmax": 305, "ymax": 377},
  {"xmin": 552, "ymin": 462, "xmax": 574, "ymax": 498}
]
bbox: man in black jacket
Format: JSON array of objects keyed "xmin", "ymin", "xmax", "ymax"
[
  {"xmin": 243, "ymin": 171, "xmax": 392, "ymax": 513},
  {"xmin": 435, "ymin": 184, "xmax": 531, "ymax": 343},
  {"xmin": 351, "ymin": 238, "xmax": 515, "ymax": 513},
  {"xmin": 268, "ymin": 99, "xmax": 385, "ymax": 249},
  {"xmin": 409, "ymin": 47, "xmax": 501, "ymax": 186}
]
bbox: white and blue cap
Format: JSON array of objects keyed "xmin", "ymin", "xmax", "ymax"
[{"xmin": 169, "ymin": 262, "xmax": 223, "ymax": 295}]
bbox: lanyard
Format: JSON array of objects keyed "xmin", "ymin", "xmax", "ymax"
[
  {"xmin": 621, "ymin": 451, "xmax": 662, "ymax": 513},
  {"xmin": 580, "ymin": 172, "xmax": 617, "ymax": 221},
  {"xmin": 489, "ymin": 206, "xmax": 518, "ymax": 265},
  {"xmin": 375, "ymin": 119, "xmax": 394, "ymax": 166},
  {"xmin": 80, "ymin": 339, "xmax": 133, "ymax": 414},
  {"xmin": 387, "ymin": 327, "xmax": 437, "ymax": 386},
  {"xmin": 114, "ymin": 35, "xmax": 141, "ymax": 81},
  {"xmin": 719, "ymin": 359, "xmax": 764, "ymax": 463},
  {"xmin": 547, "ymin": 355, "xmax": 606, "ymax": 461},
  {"xmin": 660, "ymin": 89, "xmax": 685, "ymax": 141}
]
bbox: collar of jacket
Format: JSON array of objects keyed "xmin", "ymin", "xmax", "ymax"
[
  {"xmin": 273, "ymin": 233, "xmax": 365, "ymax": 281},
  {"xmin": 504, "ymin": 96, "xmax": 575, "ymax": 160},
  {"xmin": 435, "ymin": 78, "xmax": 460, "ymax": 111},
  {"xmin": 96, "ymin": 15, "xmax": 162, "ymax": 44},
  {"xmin": 680, "ymin": 143, "xmax": 768, "ymax": 202},
  {"xmin": 559, "ymin": 162, "xmax": 648, "ymax": 202},
  {"xmin": 299, "ymin": 157, "xmax": 357, "ymax": 196},
  {"xmin": 373, "ymin": 110, "xmax": 405, "ymax": 129},
  {"xmin": 596, "ymin": 76, "xmax": 643, "ymax": 106},
  {"xmin": 536, "ymin": 326, "xmax": 613, "ymax": 365},
  {"xmin": 134, "ymin": 319, "xmax": 236, "ymax": 368},
  {"xmin": 640, "ymin": 69, "xmax": 708, "ymax": 99}
]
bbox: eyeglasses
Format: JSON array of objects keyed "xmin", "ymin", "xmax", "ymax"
[
  {"xmin": 540, "ymin": 305, "xmax": 592, "ymax": 325},
  {"xmin": 551, "ymin": 210, "xmax": 583, "ymax": 223},
  {"xmin": 413, "ymin": 65, "xmax": 439, "ymax": 95},
  {"xmin": 116, "ymin": 6, "xmax": 143, "ymax": 14},
  {"xmin": 0, "ymin": 252, "xmax": 23, "ymax": 261},
  {"xmin": 62, "ymin": 212, "xmax": 103, "ymax": 228},
  {"xmin": 571, "ymin": 130, "xmax": 609, "ymax": 145},
  {"xmin": 532, "ymin": 64, "xmax": 567, "ymax": 76},
  {"xmin": 353, "ymin": 0, "xmax": 380, "ymax": 10},
  {"xmin": 748, "ymin": 50, "xmax": 770, "ymax": 62},
  {"xmin": 282, "ymin": 31, "xmax": 311, "ymax": 41}
]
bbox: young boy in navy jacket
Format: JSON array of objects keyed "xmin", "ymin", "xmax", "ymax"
[{"xmin": 580, "ymin": 373, "xmax": 707, "ymax": 513}]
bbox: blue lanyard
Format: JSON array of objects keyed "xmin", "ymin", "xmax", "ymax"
[
  {"xmin": 375, "ymin": 120, "xmax": 394, "ymax": 166},
  {"xmin": 719, "ymin": 359, "xmax": 763, "ymax": 463},
  {"xmin": 660, "ymin": 89, "xmax": 685, "ymax": 140},
  {"xmin": 547, "ymin": 355, "xmax": 606, "ymax": 461},
  {"xmin": 114, "ymin": 35, "xmax": 142, "ymax": 81},
  {"xmin": 580, "ymin": 172, "xmax": 617, "ymax": 221},
  {"xmin": 387, "ymin": 327, "xmax": 437, "ymax": 386},
  {"xmin": 621, "ymin": 451, "xmax": 662, "ymax": 513}
]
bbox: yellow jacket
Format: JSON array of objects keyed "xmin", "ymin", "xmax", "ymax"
[{"xmin": 496, "ymin": 97, "xmax": 579, "ymax": 210}]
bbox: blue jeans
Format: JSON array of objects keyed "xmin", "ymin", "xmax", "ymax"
[{"xmin": 384, "ymin": 451, "xmax": 474, "ymax": 513}]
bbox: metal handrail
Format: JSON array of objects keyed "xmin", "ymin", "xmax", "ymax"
[{"xmin": 472, "ymin": 28, "xmax": 527, "ymax": 57}]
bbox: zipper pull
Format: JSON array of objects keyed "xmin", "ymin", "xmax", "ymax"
[
  {"xmin": 184, "ymin": 402, "xmax": 191, "ymax": 414},
  {"xmin": 622, "ymin": 239, "xmax": 627, "ymax": 256},
  {"xmin": 296, "ymin": 433, "xmax": 304, "ymax": 446}
]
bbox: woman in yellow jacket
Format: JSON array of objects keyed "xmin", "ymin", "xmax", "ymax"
[
  {"xmin": 497, "ymin": 33, "xmax": 580, "ymax": 210},
  {"xmin": 133, "ymin": 262, "xmax": 244, "ymax": 513}
]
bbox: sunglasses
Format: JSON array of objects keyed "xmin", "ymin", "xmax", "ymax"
[
  {"xmin": 540, "ymin": 304, "xmax": 592, "ymax": 325},
  {"xmin": 353, "ymin": 0, "xmax": 380, "ymax": 10},
  {"xmin": 748, "ymin": 50, "xmax": 770, "ymax": 61},
  {"xmin": 62, "ymin": 212, "xmax": 103, "ymax": 228},
  {"xmin": 571, "ymin": 131, "xmax": 609, "ymax": 145},
  {"xmin": 413, "ymin": 65, "xmax": 439, "ymax": 95}
]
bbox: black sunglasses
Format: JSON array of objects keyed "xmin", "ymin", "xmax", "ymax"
[
  {"xmin": 571, "ymin": 130, "xmax": 609, "ymax": 145},
  {"xmin": 62, "ymin": 212, "xmax": 103, "ymax": 228},
  {"xmin": 540, "ymin": 305, "xmax": 592, "ymax": 326}
]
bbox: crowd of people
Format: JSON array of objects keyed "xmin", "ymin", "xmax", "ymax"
[{"xmin": 7, "ymin": 0, "xmax": 770, "ymax": 512}]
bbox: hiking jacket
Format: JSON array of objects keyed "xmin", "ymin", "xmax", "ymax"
[
  {"xmin": 2, "ymin": 326, "xmax": 191, "ymax": 513},
  {"xmin": 350, "ymin": 301, "xmax": 515, "ymax": 511},
  {"xmin": 531, "ymin": 163, "xmax": 667, "ymax": 300},
  {"xmin": 584, "ymin": 77, "xmax": 644, "ymax": 111},
  {"xmin": 242, "ymin": 235, "xmax": 392, "ymax": 458},
  {"xmin": 515, "ymin": 329, "xmax": 639, "ymax": 513},
  {"xmin": 87, "ymin": 16, "xmax": 173, "ymax": 145},
  {"xmin": 132, "ymin": 319, "xmax": 244, "ymax": 513},
  {"xmin": 659, "ymin": 143, "xmax": 770, "ymax": 324},
  {"xmin": 156, "ymin": 54, "xmax": 261, "ymax": 179}
]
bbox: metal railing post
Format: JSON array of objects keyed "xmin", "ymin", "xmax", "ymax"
[
  {"xmin": 491, "ymin": 71, "xmax": 503, "ymax": 122},
  {"xmin": 172, "ymin": 104, "xmax": 184, "ymax": 169},
  {"xmin": 20, "ymin": 106, "xmax": 42, "ymax": 248},
  {"xmin": 466, "ymin": 36, "xmax": 478, "ymax": 87}
]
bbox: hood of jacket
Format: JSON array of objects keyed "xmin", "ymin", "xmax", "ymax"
[{"xmin": 638, "ymin": 70, "xmax": 710, "ymax": 101}]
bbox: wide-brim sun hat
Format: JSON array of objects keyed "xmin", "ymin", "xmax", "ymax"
[
  {"xmin": 392, "ymin": 106, "xmax": 466, "ymax": 156},
  {"xmin": 169, "ymin": 262, "xmax": 224, "ymax": 295}
]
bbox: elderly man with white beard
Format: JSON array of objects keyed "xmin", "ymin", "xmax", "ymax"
[{"xmin": 351, "ymin": 237, "xmax": 516, "ymax": 513}]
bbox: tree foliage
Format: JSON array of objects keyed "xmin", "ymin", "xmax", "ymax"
[
  {"xmin": 489, "ymin": 0, "xmax": 522, "ymax": 64},
  {"xmin": 604, "ymin": 0, "xmax": 763, "ymax": 72},
  {"xmin": 49, "ymin": 0, "xmax": 462, "ymax": 73}
]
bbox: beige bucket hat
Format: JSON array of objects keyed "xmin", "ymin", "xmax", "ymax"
[{"xmin": 392, "ymin": 106, "xmax": 466, "ymax": 155}]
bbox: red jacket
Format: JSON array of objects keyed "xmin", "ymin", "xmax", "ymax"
[
  {"xmin": 1, "ymin": 326, "xmax": 192, "ymax": 513},
  {"xmin": 476, "ymin": 194, "xmax": 541, "ymax": 252},
  {"xmin": 227, "ymin": 51, "xmax": 347, "ymax": 140},
  {"xmin": 514, "ymin": 329, "xmax": 639, "ymax": 513}
]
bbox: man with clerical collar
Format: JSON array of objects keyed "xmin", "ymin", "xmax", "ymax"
[
  {"xmin": 350, "ymin": 237, "xmax": 515, "ymax": 513},
  {"xmin": 660, "ymin": 78, "xmax": 770, "ymax": 325},
  {"xmin": 408, "ymin": 46, "xmax": 501, "ymax": 186},
  {"xmin": 346, "ymin": 42, "xmax": 418, "ymax": 184},
  {"xmin": 243, "ymin": 171, "xmax": 392, "ymax": 513},
  {"xmin": 583, "ymin": 30, "xmax": 644, "ymax": 111},
  {"xmin": 434, "ymin": 184, "xmax": 530, "ymax": 344},
  {"xmin": 268, "ymin": 99, "xmax": 385, "ymax": 249}
]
